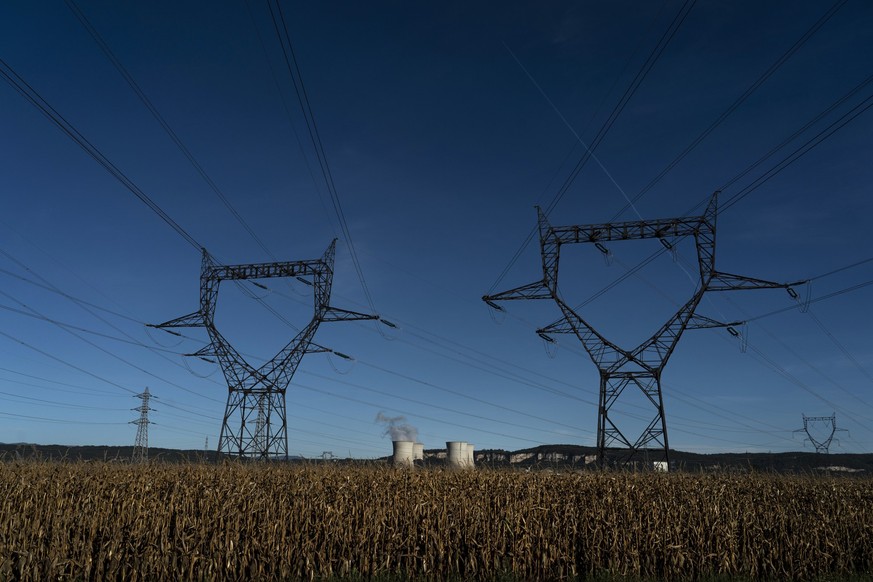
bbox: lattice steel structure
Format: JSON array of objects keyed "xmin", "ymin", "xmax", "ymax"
[
  {"xmin": 484, "ymin": 192, "xmax": 800, "ymax": 468},
  {"xmin": 153, "ymin": 240, "xmax": 376, "ymax": 459},
  {"xmin": 794, "ymin": 413, "xmax": 847, "ymax": 454},
  {"xmin": 130, "ymin": 387, "xmax": 155, "ymax": 463}
]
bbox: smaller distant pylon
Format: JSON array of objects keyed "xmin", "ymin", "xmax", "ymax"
[
  {"xmin": 130, "ymin": 387, "xmax": 156, "ymax": 463},
  {"xmin": 794, "ymin": 413, "xmax": 847, "ymax": 454}
]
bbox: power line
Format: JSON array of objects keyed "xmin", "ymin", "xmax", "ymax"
[
  {"xmin": 0, "ymin": 288, "xmax": 221, "ymax": 403},
  {"xmin": 502, "ymin": 42, "xmax": 644, "ymax": 221},
  {"xmin": 743, "ymin": 341, "xmax": 870, "ymax": 429},
  {"xmin": 609, "ymin": 0, "xmax": 850, "ymax": 221},
  {"xmin": 543, "ymin": 0, "xmax": 698, "ymax": 217},
  {"xmin": 704, "ymin": 297, "xmax": 873, "ymax": 437},
  {"xmin": 242, "ymin": 0, "xmax": 339, "ymax": 237},
  {"xmin": 3, "ymin": 251, "xmax": 584, "ymax": 452},
  {"xmin": 0, "ymin": 300, "xmax": 176, "ymax": 354},
  {"xmin": 173, "ymin": 316, "xmax": 598, "ymax": 443},
  {"xmin": 718, "ymin": 71, "xmax": 873, "ymax": 194},
  {"xmin": 557, "ymin": 79, "xmax": 873, "ymax": 315},
  {"xmin": 0, "ymin": 260, "xmax": 232, "ymax": 404},
  {"xmin": 0, "ymin": 57, "xmax": 202, "ymax": 251},
  {"xmin": 804, "ymin": 309, "xmax": 873, "ymax": 390},
  {"xmin": 747, "ymin": 278, "xmax": 873, "ymax": 323},
  {"xmin": 295, "ymin": 381, "xmax": 551, "ymax": 447},
  {"xmin": 0, "ymin": 264, "xmax": 142, "ymax": 325},
  {"xmin": 809, "ymin": 255, "xmax": 873, "ymax": 282},
  {"xmin": 0, "ymin": 329, "xmax": 137, "ymax": 395},
  {"xmin": 0, "ymin": 389, "xmax": 127, "ymax": 412},
  {"xmin": 489, "ymin": 0, "xmax": 698, "ymax": 293},
  {"xmin": 65, "ymin": 0, "xmax": 293, "ymax": 263},
  {"xmin": 260, "ymin": 261, "xmax": 813, "ymax": 448},
  {"xmin": 0, "ymin": 327, "xmax": 225, "ymax": 434},
  {"xmin": 266, "ymin": 0, "xmax": 380, "ymax": 318},
  {"xmin": 303, "ymin": 369, "xmax": 592, "ymax": 440},
  {"xmin": 0, "ymin": 410, "xmax": 127, "ymax": 426},
  {"xmin": 62, "ymin": 1, "xmax": 335, "ymax": 339},
  {"xmin": 492, "ymin": 1, "xmax": 867, "ymax": 306},
  {"xmin": 0, "ymin": 366, "xmax": 127, "ymax": 398},
  {"xmin": 720, "ymin": 92, "xmax": 873, "ymax": 214}
]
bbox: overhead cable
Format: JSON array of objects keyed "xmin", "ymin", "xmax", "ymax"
[
  {"xmin": 65, "ymin": 0, "xmax": 280, "ymax": 261},
  {"xmin": 489, "ymin": 0, "xmax": 698, "ymax": 293},
  {"xmin": 609, "ymin": 0, "xmax": 850, "ymax": 220},
  {"xmin": 0, "ymin": 58, "xmax": 202, "ymax": 252},
  {"xmin": 266, "ymin": 0, "xmax": 380, "ymax": 318}
]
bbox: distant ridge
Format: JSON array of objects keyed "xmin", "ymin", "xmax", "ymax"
[{"xmin": 2, "ymin": 442, "xmax": 871, "ymax": 473}]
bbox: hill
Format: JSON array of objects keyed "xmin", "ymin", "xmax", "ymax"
[{"xmin": 2, "ymin": 442, "xmax": 870, "ymax": 473}]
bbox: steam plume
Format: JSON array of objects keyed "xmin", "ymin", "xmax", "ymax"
[{"xmin": 376, "ymin": 412, "xmax": 418, "ymax": 442}]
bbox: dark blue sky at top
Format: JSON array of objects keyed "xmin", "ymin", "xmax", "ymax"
[{"xmin": 1, "ymin": 1, "xmax": 872, "ymax": 457}]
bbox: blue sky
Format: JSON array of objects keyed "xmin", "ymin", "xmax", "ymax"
[{"xmin": 1, "ymin": 0, "xmax": 872, "ymax": 458}]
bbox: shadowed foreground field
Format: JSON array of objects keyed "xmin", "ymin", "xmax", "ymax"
[{"xmin": 1, "ymin": 463, "xmax": 871, "ymax": 580}]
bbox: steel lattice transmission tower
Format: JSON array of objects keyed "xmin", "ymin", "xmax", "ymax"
[
  {"xmin": 795, "ymin": 413, "xmax": 848, "ymax": 454},
  {"xmin": 484, "ymin": 192, "xmax": 801, "ymax": 468},
  {"xmin": 153, "ymin": 240, "xmax": 376, "ymax": 460},
  {"xmin": 130, "ymin": 387, "xmax": 155, "ymax": 463}
]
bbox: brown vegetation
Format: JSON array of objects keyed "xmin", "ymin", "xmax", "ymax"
[{"xmin": 0, "ymin": 462, "xmax": 871, "ymax": 580}]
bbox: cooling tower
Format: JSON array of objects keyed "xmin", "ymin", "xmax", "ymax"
[
  {"xmin": 392, "ymin": 440, "xmax": 414, "ymax": 467},
  {"xmin": 446, "ymin": 441, "xmax": 466, "ymax": 468},
  {"xmin": 413, "ymin": 442, "xmax": 424, "ymax": 461},
  {"xmin": 466, "ymin": 443, "xmax": 475, "ymax": 468}
]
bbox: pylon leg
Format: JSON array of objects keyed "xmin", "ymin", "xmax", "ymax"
[
  {"xmin": 218, "ymin": 390, "xmax": 288, "ymax": 459},
  {"xmin": 598, "ymin": 372, "xmax": 669, "ymax": 469}
]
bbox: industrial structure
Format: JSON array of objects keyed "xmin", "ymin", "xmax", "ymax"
[
  {"xmin": 795, "ymin": 413, "xmax": 848, "ymax": 454},
  {"xmin": 153, "ymin": 241, "xmax": 377, "ymax": 460},
  {"xmin": 392, "ymin": 441, "xmax": 414, "ymax": 467},
  {"xmin": 391, "ymin": 441, "xmax": 424, "ymax": 467},
  {"xmin": 446, "ymin": 441, "xmax": 475, "ymax": 468},
  {"xmin": 484, "ymin": 192, "xmax": 800, "ymax": 468},
  {"xmin": 390, "ymin": 441, "xmax": 474, "ymax": 468},
  {"xmin": 130, "ymin": 387, "xmax": 155, "ymax": 463}
]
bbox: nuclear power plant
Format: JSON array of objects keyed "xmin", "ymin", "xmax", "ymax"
[
  {"xmin": 392, "ymin": 440, "xmax": 475, "ymax": 468},
  {"xmin": 446, "ymin": 441, "xmax": 475, "ymax": 468},
  {"xmin": 391, "ymin": 440, "xmax": 424, "ymax": 467}
]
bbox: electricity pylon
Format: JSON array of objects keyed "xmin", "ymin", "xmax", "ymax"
[
  {"xmin": 153, "ymin": 240, "xmax": 377, "ymax": 460},
  {"xmin": 795, "ymin": 413, "xmax": 848, "ymax": 454},
  {"xmin": 484, "ymin": 192, "xmax": 801, "ymax": 469},
  {"xmin": 130, "ymin": 387, "xmax": 155, "ymax": 463}
]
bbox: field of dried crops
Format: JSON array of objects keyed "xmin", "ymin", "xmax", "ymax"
[{"xmin": 0, "ymin": 462, "xmax": 871, "ymax": 581}]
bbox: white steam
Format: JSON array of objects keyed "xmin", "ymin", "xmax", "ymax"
[{"xmin": 376, "ymin": 412, "xmax": 418, "ymax": 442}]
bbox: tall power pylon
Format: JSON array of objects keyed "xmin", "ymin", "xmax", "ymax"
[
  {"xmin": 795, "ymin": 413, "xmax": 847, "ymax": 454},
  {"xmin": 130, "ymin": 387, "xmax": 155, "ymax": 463},
  {"xmin": 153, "ymin": 240, "xmax": 377, "ymax": 460},
  {"xmin": 484, "ymin": 192, "xmax": 800, "ymax": 468}
]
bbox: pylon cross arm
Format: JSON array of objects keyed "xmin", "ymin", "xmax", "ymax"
[
  {"xmin": 686, "ymin": 313, "xmax": 741, "ymax": 330},
  {"xmin": 707, "ymin": 271, "xmax": 799, "ymax": 291},
  {"xmin": 321, "ymin": 306, "xmax": 379, "ymax": 322},
  {"xmin": 185, "ymin": 344, "xmax": 216, "ymax": 358},
  {"xmin": 306, "ymin": 342, "xmax": 332, "ymax": 354},
  {"xmin": 206, "ymin": 259, "xmax": 327, "ymax": 282},
  {"xmin": 150, "ymin": 312, "xmax": 203, "ymax": 329},
  {"xmin": 547, "ymin": 216, "xmax": 702, "ymax": 244},
  {"xmin": 482, "ymin": 280, "xmax": 552, "ymax": 303}
]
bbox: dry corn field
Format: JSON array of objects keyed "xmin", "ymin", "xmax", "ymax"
[{"xmin": 1, "ymin": 462, "xmax": 872, "ymax": 581}]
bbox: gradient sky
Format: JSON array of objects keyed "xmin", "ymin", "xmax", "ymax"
[{"xmin": 1, "ymin": 0, "xmax": 872, "ymax": 458}]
